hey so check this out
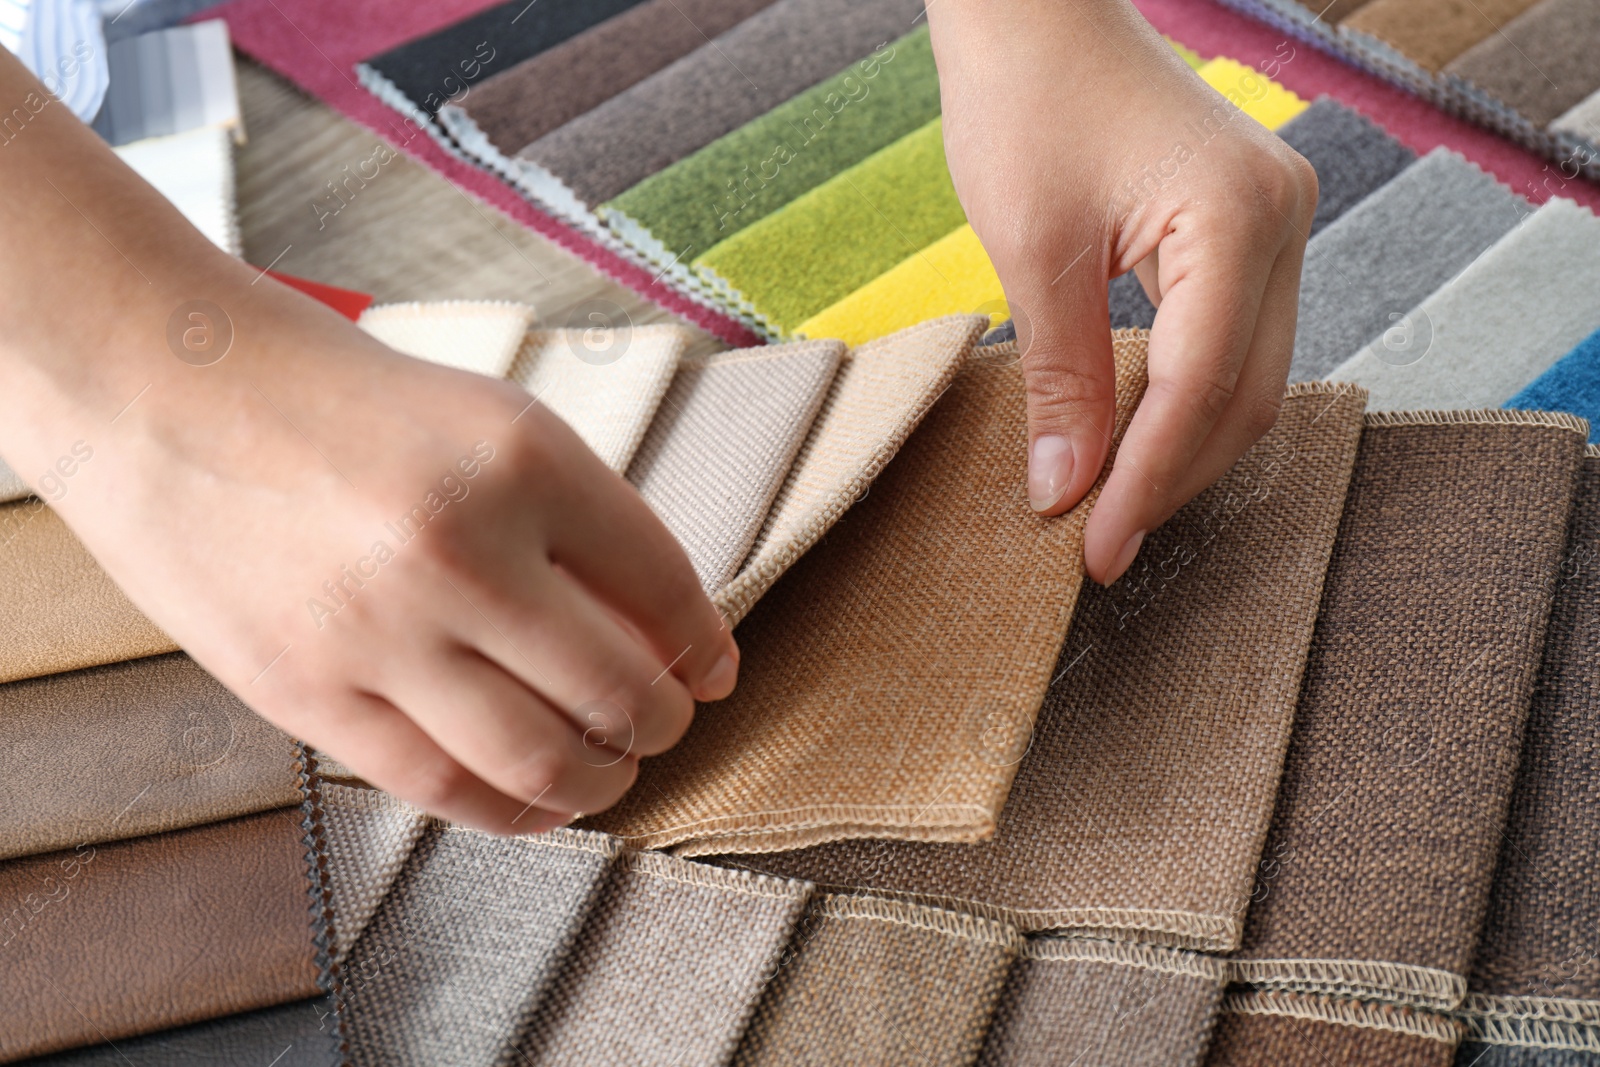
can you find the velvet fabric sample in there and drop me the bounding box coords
[585,331,1147,856]
[627,341,842,594]
[24,997,341,1066]
[1293,148,1527,382]
[718,382,1366,950]
[1277,97,1417,232]
[319,783,427,966]
[342,826,618,1067]
[1508,328,1600,443]
[0,652,300,862]
[0,808,318,1062]
[1207,990,1462,1066]
[1329,198,1600,410]
[1444,0,1600,128]
[1231,412,1589,1009]
[113,125,241,255]
[1552,87,1600,143]
[1196,57,1309,127]
[1341,0,1543,75]
[357,301,533,378]
[514,0,927,220]
[519,851,811,1065]
[92,20,240,145]
[0,498,177,685]
[978,938,1229,1067]
[732,894,1022,1066]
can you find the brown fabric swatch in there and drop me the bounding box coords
[716,382,1368,951]
[1207,990,1461,1066]
[584,331,1149,855]
[0,498,176,684]
[1342,0,1543,74]
[979,937,1229,1067]
[1233,412,1589,1009]
[733,893,1021,1066]
[0,652,301,861]
[1443,0,1600,128]
[0,808,318,1062]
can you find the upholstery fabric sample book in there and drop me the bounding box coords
[732,894,1021,1066]
[1292,148,1527,382]
[1231,412,1589,1010]
[0,652,300,861]
[626,341,842,594]
[713,315,981,626]
[1340,0,1543,75]
[92,20,240,146]
[1207,989,1461,1066]
[508,324,689,472]
[978,937,1229,1067]
[1196,56,1309,127]
[1443,0,1600,128]
[319,783,427,966]
[1329,198,1600,410]
[519,850,811,1065]
[0,808,318,1062]
[514,0,927,222]
[24,996,341,1066]
[729,382,1367,951]
[1509,328,1600,443]
[585,330,1149,856]
[342,826,619,1067]
[356,301,534,378]
[603,26,942,283]
[113,124,241,256]
[0,498,177,685]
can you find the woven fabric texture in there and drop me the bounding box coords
[1233,413,1589,1009]
[1196,57,1309,127]
[113,124,241,255]
[1329,198,1600,410]
[508,324,688,472]
[1552,87,1600,143]
[0,498,176,685]
[1444,0,1600,128]
[520,850,811,1065]
[586,331,1148,856]
[1509,328,1600,443]
[343,826,618,1067]
[24,997,341,1066]
[725,382,1366,951]
[0,808,317,1062]
[357,301,534,378]
[627,340,842,594]
[1455,1046,1600,1066]
[732,894,1022,1066]
[1207,990,1461,1066]
[1341,0,1543,74]
[978,937,1229,1067]
[320,783,428,966]
[1275,97,1416,234]
[1292,148,1527,382]
[0,652,299,861]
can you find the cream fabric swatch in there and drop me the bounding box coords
[1552,86,1600,142]
[114,124,240,256]
[358,301,535,378]
[0,458,27,504]
[509,324,690,472]
[320,783,428,966]
[628,341,843,594]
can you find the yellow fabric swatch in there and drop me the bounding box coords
[1196,57,1308,129]
[1167,37,1205,70]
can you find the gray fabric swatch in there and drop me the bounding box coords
[1455,1046,1600,1066]
[22,997,341,1066]
[1109,272,1157,331]
[1276,97,1417,234]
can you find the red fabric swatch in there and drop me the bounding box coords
[264,269,374,319]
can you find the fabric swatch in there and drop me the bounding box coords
[627,341,843,594]
[732,894,1022,1066]
[0,498,176,685]
[508,324,688,473]
[319,783,427,966]
[693,117,966,338]
[1196,56,1309,127]
[1340,0,1543,75]
[1292,148,1527,382]
[1328,198,1600,410]
[586,330,1147,856]
[1552,86,1600,143]
[724,382,1366,951]
[0,807,318,1061]
[1455,1047,1600,1066]
[1231,412,1589,1010]
[713,315,980,626]
[92,19,239,145]
[1444,0,1600,129]
[114,123,241,255]
[519,850,811,1065]
[0,652,300,862]
[603,25,941,285]
[978,937,1228,1067]
[513,0,927,222]
[266,269,374,320]
[1207,990,1461,1066]
[24,996,341,1066]
[356,301,534,378]
[1508,328,1600,443]
[342,826,618,1067]
[0,459,26,505]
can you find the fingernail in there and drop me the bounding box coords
[1108,530,1147,583]
[698,653,738,701]
[1028,435,1075,512]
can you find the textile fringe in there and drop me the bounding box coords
[1229,957,1466,1011]
[1362,408,1590,435]
[816,892,1023,950]
[1223,988,1464,1043]
[1023,936,1229,981]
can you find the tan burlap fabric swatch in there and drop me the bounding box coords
[319,783,428,966]
[1206,989,1462,1066]
[979,937,1229,1066]
[723,382,1367,949]
[1232,411,1589,1010]
[585,330,1148,855]
[732,893,1021,1066]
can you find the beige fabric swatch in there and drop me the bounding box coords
[585,331,1147,855]
[1552,86,1600,143]
[358,301,535,378]
[628,341,843,594]
[0,498,175,685]
[114,124,241,256]
[509,324,690,472]
[320,783,428,966]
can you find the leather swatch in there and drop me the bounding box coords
[732,894,1021,1066]
[113,125,241,256]
[726,382,1367,951]
[0,651,300,861]
[1341,0,1543,74]
[585,330,1146,856]
[1231,412,1589,1010]
[1508,328,1600,443]
[0,498,176,686]
[1207,990,1461,1066]
[1444,0,1600,128]
[627,341,842,594]
[23,996,341,1066]
[0,808,318,1061]
[519,850,811,1065]
[319,783,427,965]
[357,300,534,378]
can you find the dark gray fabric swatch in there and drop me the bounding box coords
[1276,97,1417,235]
[1109,272,1157,330]
[1455,1046,1600,1066]
[21,997,340,1066]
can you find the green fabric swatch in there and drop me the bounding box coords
[1167,37,1206,69]
[598,24,941,268]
